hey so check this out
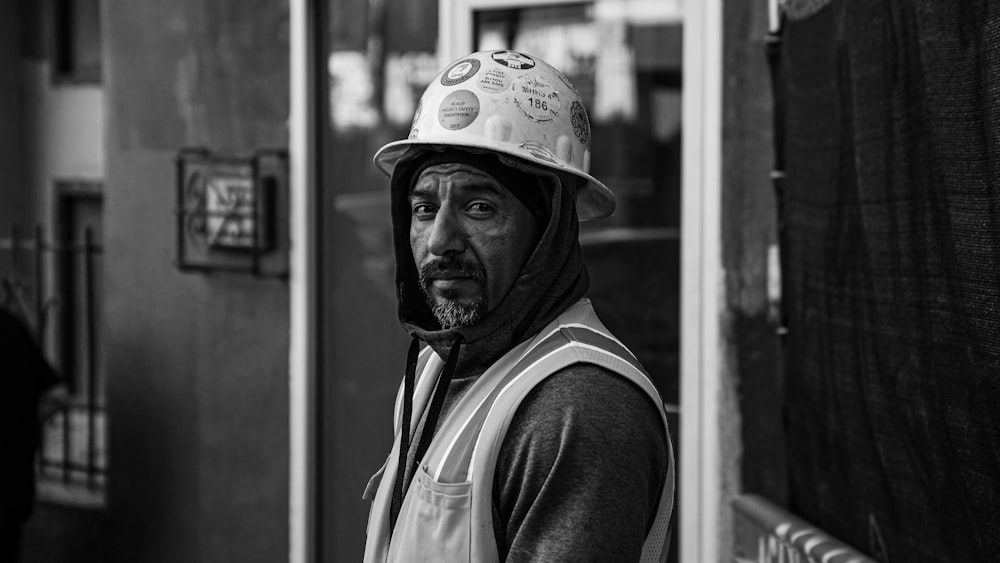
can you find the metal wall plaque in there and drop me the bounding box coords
[175,148,288,277]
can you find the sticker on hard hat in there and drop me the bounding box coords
[478,68,511,93]
[513,75,561,123]
[491,51,535,70]
[441,58,481,87]
[438,90,481,130]
[570,101,590,144]
[411,99,423,128]
[519,141,558,163]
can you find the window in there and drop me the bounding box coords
[38,181,107,506]
[53,0,102,83]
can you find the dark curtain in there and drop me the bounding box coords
[777,1,1000,561]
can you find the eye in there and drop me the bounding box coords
[412,202,437,220]
[466,201,495,218]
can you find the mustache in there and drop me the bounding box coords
[417,257,487,286]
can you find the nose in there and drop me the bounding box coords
[426,208,465,256]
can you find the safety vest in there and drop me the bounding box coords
[363,299,675,562]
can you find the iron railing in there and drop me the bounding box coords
[0,224,106,498]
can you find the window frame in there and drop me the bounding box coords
[288,1,725,560]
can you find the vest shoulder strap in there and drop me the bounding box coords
[460,301,674,563]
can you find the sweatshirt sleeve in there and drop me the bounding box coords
[492,363,670,563]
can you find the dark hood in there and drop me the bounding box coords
[389,147,590,376]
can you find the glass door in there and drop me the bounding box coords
[318,1,439,561]
[465,3,683,561]
[316,1,682,560]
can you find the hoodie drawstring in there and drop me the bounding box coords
[388,334,464,534]
[388,337,420,533]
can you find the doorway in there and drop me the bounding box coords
[309,1,686,561]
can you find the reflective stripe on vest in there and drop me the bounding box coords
[364,299,675,563]
[428,323,653,484]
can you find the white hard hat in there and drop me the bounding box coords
[373,50,616,221]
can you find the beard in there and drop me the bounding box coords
[425,298,485,328]
[418,257,488,328]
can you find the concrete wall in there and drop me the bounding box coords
[723,0,786,499]
[103,2,290,562]
[22,77,105,201]
[720,0,785,555]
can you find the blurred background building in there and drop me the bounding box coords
[1,0,996,562]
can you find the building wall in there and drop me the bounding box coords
[103,2,290,562]
[22,79,105,194]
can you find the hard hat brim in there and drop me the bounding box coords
[373,138,616,221]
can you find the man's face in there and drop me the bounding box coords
[410,162,540,328]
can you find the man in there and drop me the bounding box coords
[363,50,674,562]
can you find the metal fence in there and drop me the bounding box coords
[0,224,106,500]
[733,494,877,563]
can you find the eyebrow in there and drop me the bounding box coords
[409,183,439,200]
[409,175,508,199]
[463,181,506,198]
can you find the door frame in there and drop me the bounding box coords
[288,0,725,560]
[289,1,320,562]
[679,0,724,561]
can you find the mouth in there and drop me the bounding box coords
[429,276,477,291]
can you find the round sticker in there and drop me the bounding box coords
[438,90,480,130]
[550,66,577,92]
[512,74,561,123]
[491,50,536,70]
[478,68,511,93]
[441,58,481,86]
